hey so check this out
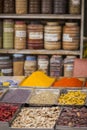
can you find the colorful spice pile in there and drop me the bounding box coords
[57,107,87,127]
[20,71,55,88]
[53,77,83,87]
[58,91,87,105]
[11,107,61,128]
[0,103,19,122]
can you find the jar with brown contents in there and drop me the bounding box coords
[44,22,62,50]
[63,23,80,50]
[14,21,27,50]
[16,0,27,14]
[29,0,40,14]
[41,0,52,14]
[0,21,3,48]
[69,0,81,14]
[3,0,15,13]
[13,54,24,76]
[28,22,44,49]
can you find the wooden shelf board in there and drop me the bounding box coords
[0,14,81,19]
[0,49,80,55]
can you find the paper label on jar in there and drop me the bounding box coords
[63,34,72,42]
[45,33,58,42]
[38,61,49,66]
[29,32,43,39]
[16,31,26,38]
[1,68,12,73]
[4,28,13,32]
[72,0,80,5]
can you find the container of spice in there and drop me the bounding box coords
[0,0,3,13]
[53,0,68,14]
[44,22,62,50]
[29,0,40,14]
[14,21,26,50]
[69,0,81,14]
[50,55,63,77]
[15,0,27,14]
[13,54,24,76]
[0,56,13,76]
[28,22,44,49]
[0,21,3,48]
[3,19,14,49]
[63,22,80,50]
[24,56,37,76]
[41,0,52,14]
[64,56,77,77]
[37,55,49,75]
[3,0,15,13]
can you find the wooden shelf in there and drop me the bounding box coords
[0,49,80,55]
[0,14,81,19]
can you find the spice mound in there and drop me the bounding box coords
[53,77,83,87]
[0,103,19,122]
[57,107,87,127]
[29,90,59,105]
[58,91,87,105]
[11,107,61,128]
[20,71,55,88]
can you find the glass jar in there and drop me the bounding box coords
[0,56,13,76]
[16,0,27,14]
[0,21,3,48]
[63,22,80,50]
[41,0,52,14]
[50,55,63,77]
[28,22,44,49]
[29,0,40,14]
[44,22,62,50]
[24,56,37,76]
[14,21,27,50]
[38,55,49,75]
[53,0,68,14]
[13,54,24,76]
[69,0,81,14]
[3,19,14,49]
[3,0,15,13]
[64,56,77,77]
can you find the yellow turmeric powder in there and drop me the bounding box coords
[20,71,56,88]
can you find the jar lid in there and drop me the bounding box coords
[66,56,77,58]
[52,55,62,58]
[30,21,41,25]
[47,22,59,26]
[38,55,49,59]
[65,23,78,26]
[26,56,36,61]
[0,56,10,60]
[15,21,25,25]
[13,54,24,58]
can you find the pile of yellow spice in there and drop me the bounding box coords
[20,71,56,88]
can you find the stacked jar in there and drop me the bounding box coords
[13,54,24,76]
[24,56,37,76]
[0,56,13,76]
[0,0,3,13]
[28,22,44,49]
[3,0,15,13]
[44,22,62,50]
[37,55,49,75]
[50,55,63,77]
[15,0,27,14]
[29,0,40,14]
[14,21,26,50]
[3,19,14,49]
[41,0,52,14]
[63,23,80,50]
[64,56,77,77]
[0,21,3,48]
[53,0,68,14]
[69,0,81,14]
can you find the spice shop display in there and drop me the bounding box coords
[28,22,44,49]
[3,19,14,49]
[41,0,52,14]
[13,54,24,76]
[11,107,61,128]
[15,0,27,14]
[44,22,62,50]
[50,55,63,77]
[38,55,49,75]
[24,56,37,76]
[29,0,40,14]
